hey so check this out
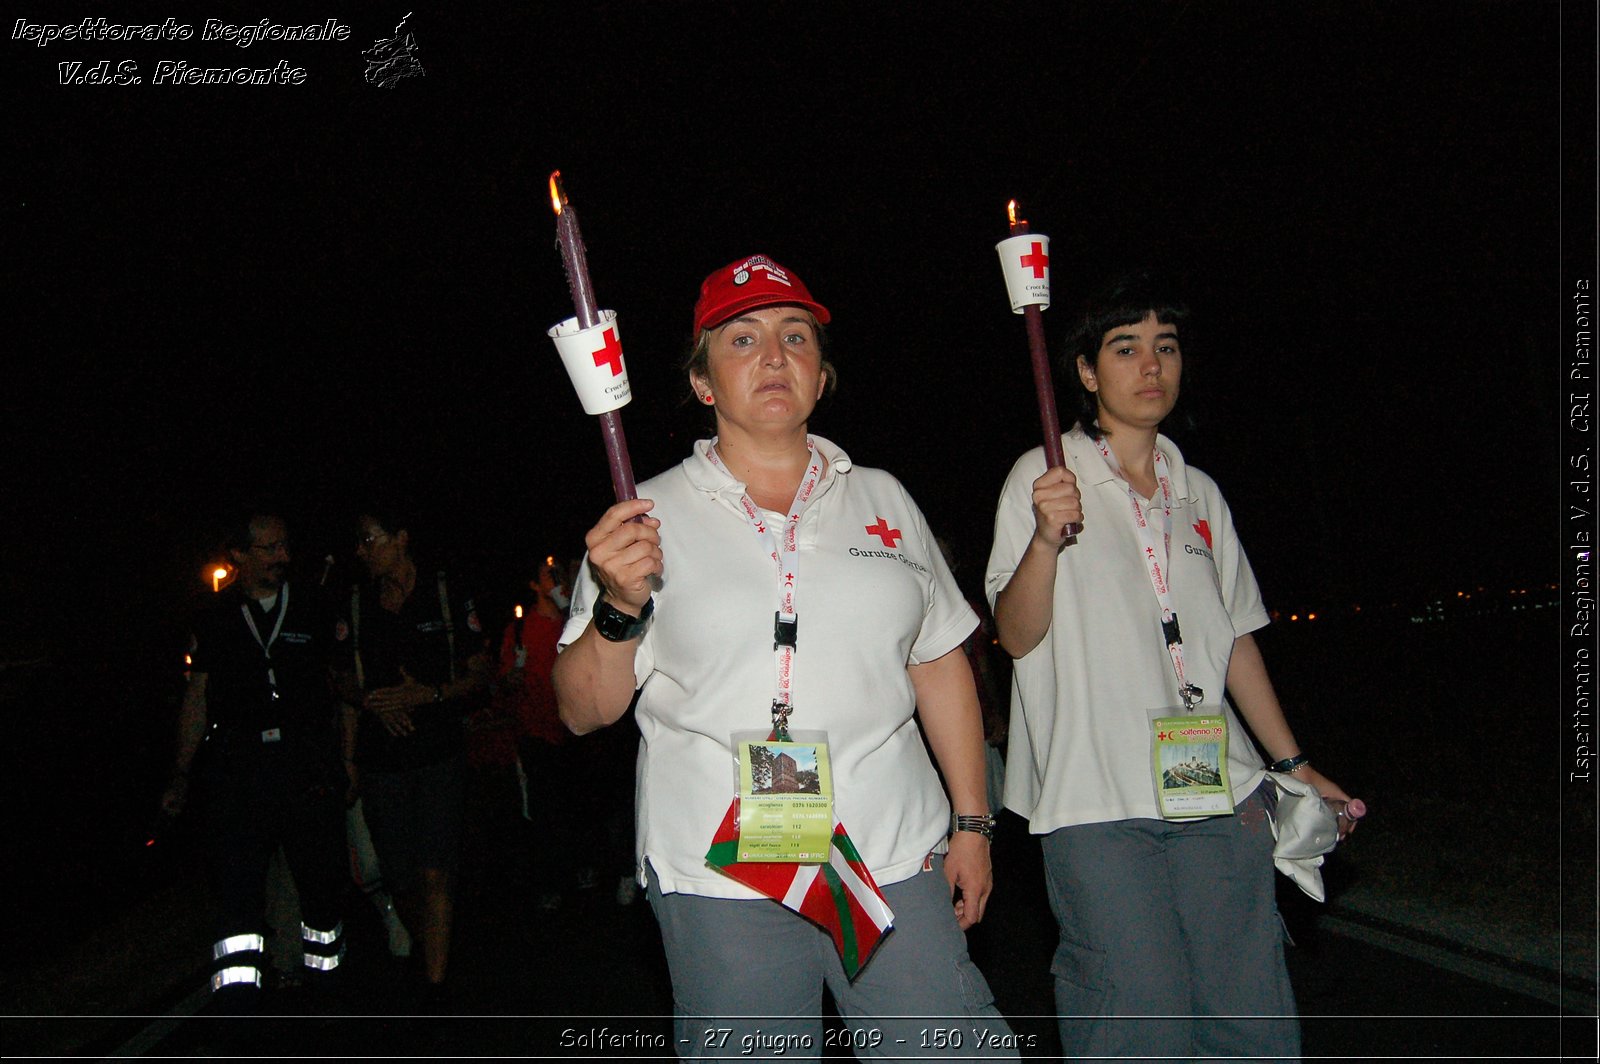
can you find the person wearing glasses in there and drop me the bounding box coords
[162,509,348,1007]
[337,507,489,1006]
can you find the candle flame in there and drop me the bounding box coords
[514,604,524,619]
[207,562,237,593]
[1007,199,1017,226]
[549,171,567,215]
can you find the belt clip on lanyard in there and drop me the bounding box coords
[771,611,799,741]
[240,583,289,702]
[1095,438,1205,713]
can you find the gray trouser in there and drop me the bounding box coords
[647,856,1018,1061]
[1040,786,1299,1062]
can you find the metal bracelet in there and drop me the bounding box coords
[953,814,996,840]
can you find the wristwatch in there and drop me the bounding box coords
[594,596,654,642]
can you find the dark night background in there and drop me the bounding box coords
[2,0,1591,1026]
[6,1,1567,635]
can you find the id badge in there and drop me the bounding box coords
[732,730,834,862]
[1150,711,1233,819]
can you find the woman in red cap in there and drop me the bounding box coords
[554,255,1016,1057]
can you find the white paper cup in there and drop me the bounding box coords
[548,309,632,415]
[996,233,1051,313]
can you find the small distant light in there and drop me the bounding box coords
[1289,613,1299,622]
[514,604,524,619]
[1307,612,1317,621]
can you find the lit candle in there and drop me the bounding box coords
[998,199,1077,539]
[1002,199,1065,471]
[549,171,638,504]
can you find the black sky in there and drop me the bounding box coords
[4,1,1578,657]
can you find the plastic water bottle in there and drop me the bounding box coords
[1325,797,1367,825]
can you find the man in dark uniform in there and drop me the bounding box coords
[161,511,347,1005]
[336,508,489,1003]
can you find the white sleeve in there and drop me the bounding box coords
[1208,488,1271,637]
[557,553,657,686]
[904,486,979,665]
[985,449,1045,610]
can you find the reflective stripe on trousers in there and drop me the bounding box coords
[301,920,345,971]
[211,966,264,991]
[210,934,266,993]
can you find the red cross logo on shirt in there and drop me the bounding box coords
[1193,520,1213,549]
[865,516,902,547]
[1019,241,1049,279]
[591,327,624,377]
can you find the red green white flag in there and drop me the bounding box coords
[704,797,895,979]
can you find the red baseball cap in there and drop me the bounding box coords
[692,254,832,333]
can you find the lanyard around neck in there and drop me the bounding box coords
[240,582,289,694]
[1093,438,1203,711]
[704,438,824,739]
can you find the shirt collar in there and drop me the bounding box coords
[683,434,853,501]
[1064,427,1193,501]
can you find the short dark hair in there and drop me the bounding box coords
[356,501,418,549]
[1064,271,1191,440]
[222,507,284,553]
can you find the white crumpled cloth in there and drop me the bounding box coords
[1265,770,1340,902]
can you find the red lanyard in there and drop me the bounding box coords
[1093,438,1203,711]
[704,439,824,738]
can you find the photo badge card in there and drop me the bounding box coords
[735,738,835,862]
[1151,715,1235,819]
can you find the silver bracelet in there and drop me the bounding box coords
[952,814,996,841]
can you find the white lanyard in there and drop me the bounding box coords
[1093,438,1203,711]
[240,582,289,699]
[705,439,824,738]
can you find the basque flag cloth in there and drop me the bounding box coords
[705,798,895,979]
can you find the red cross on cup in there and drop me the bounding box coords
[865,516,902,548]
[1019,241,1049,279]
[591,327,624,376]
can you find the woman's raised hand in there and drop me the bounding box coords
[584,498,662,613]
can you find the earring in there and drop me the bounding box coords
[701,393,714,404]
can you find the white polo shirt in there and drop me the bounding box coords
[985,430,1270,834]
[563,436,978,899]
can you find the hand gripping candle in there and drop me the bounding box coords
[997,199,1078,537]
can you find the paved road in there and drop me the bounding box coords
[10,817,1592,1061]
